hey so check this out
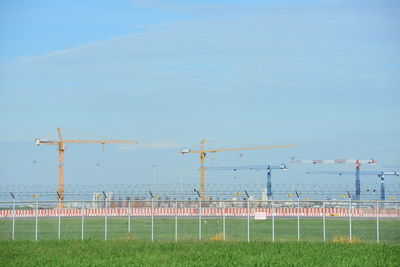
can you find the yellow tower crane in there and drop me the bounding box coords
[180,140,299,200]
[35,127,138,203]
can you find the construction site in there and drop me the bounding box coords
[0,127,398,245]
[1,128,399,204]
[1,1,399,266]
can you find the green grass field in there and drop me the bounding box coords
[0,217,399,243]
[1,240,399,266]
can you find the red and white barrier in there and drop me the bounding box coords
[0,208,399,218]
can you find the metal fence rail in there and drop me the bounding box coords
[0,200,399,243]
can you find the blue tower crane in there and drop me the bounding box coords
[306,171,399,200]
[205,164,288,198]
[291,158,377,201]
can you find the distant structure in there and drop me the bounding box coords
[306,170,399,201]
[205,164,289,200]
[92,192,113,208]
[291,158,377,201]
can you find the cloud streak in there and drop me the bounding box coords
[117,141,181,150]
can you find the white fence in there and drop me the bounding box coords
[0,200,399,243]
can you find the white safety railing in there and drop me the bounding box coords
[0,200,399,243]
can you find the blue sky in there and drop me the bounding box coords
[0,0,399,189]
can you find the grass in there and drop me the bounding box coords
[1,240,399,266]
[0,217,399,243]
[1,217,399,266]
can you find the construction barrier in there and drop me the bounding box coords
[0,207,399,218]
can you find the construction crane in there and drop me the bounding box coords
[290,158,377,201]
[180,140,298,200]
[305,170,399,201]
[205,164,289,199]
[290,158,376,165]
[35,127,138,203]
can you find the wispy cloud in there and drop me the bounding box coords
[19,41,105,63]
[117,141,181,150]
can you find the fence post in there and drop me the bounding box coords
[35,201,38,241]
[105,196,108,241]
[199,197,202,241]
[247,196,250,243]
[348,198,352,243]
[128,201,131,233]
[175,200,178,242]
[297,196,300,242]
[81,201,84,240]
[58,199,62,240]
[223,200,226,241]
[272,200,275,243]
[12,195,15,240]
[376,201,379,243]
[323,200,326,243]
[151,197,154,242]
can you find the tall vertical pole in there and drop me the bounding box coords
[223,200,226,241]
[151,197,154,242]
[12,198,16,240]
[272,199,275,243]
[175,201,178,242]
[245,191,250,243]
[11,193,15,240]
[348,195,352,243]
[323,201,326,243]
[244,190,250,243]
[194,189,202,241]
[58,198,61,240]
[355,160,361,201]
[81,201,84,240]
[199,196,202,241]
[128,201,131,233]
[247,195,250,243]
[297,195,300,242]
[104,193,108,241]
[376,201,379,243]
[35,202,38,241]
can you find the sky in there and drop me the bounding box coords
[0,0,399,190]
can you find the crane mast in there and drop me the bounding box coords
[35,127,138,204]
